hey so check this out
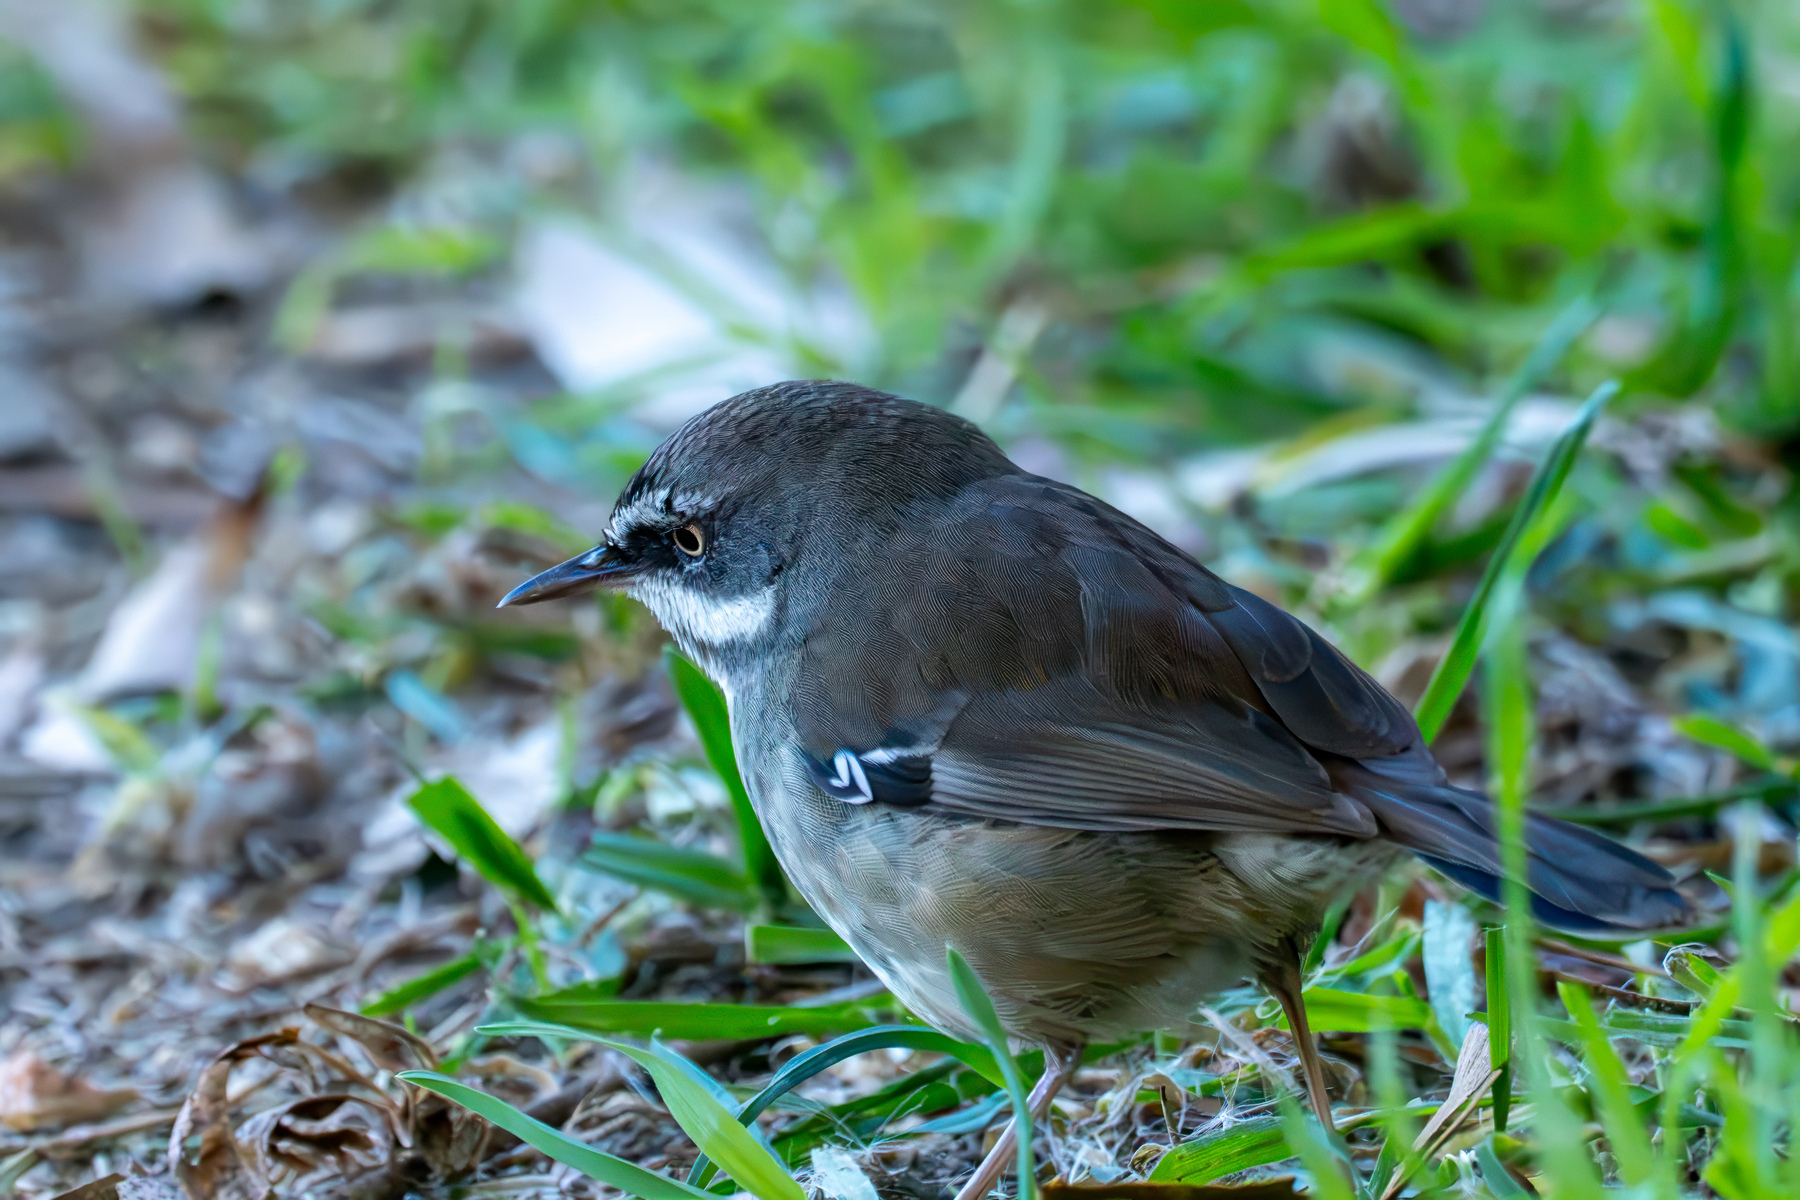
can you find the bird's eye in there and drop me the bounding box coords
[672,524,705,557]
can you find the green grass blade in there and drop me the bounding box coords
[1696,1046,1773,1199]
[1484,927,1511,1132]
[1664,944,1724,998]
[745,923,860,964]
[361,948,486,1017]
[650,1033,746,1113]
[408,776,558,911]
[583,831,757,912]
[1672,714,1778,771]
[601,1039,805,1200]
[1148,1115,1289,1185]
[1475,1136,1531,1198]
[666,648,786,908]
[1729,797,1789,1193]
[1414,379,1619,741]
[508,995,887,1040]
[767,1058,994,1162]
[750,1026,1003,1113]
[1362,1022,1418,1197]
[1554,983,1659,1187]
[398,1071,714,1200]
[1273,1093,1356,1200]
[1539,1008,1754,1050]
[1549,776,1797,826]
[1485,594,1603,1193]
[1302,899,1349,976]
[1244,204,1446,280]
[479,499,594,556]
[479,1018,623,1041]
[70,703,159,773]
[946,947,1036,1200]
[1340,294,1601,607]
[1285,987,1433,1033]
[687,1025,1003,1187]
[906,1092,1010,1135]
[1765,884,1800,963]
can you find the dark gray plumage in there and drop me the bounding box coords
[501,379,1688,1140]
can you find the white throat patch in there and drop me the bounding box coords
[629,576,777,648]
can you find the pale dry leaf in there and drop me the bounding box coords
[222,918,350,990]
[0,641,45,748]
[78,540,212,702]
[1416,1021,1498,1152]
[511,214,792,428]
[18,701,115,775]
[1378,1022,1500,1200]
[80,494,264,704]
[304,304,528,368]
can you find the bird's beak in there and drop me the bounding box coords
[497,544,640,607]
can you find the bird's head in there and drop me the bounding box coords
[498,380,1013,684]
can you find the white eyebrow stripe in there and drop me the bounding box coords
[610,487,675,538]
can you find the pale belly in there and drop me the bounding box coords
[745,748,1395,1047]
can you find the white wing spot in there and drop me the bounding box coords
[860,746,915,765]
[832,749,873,802]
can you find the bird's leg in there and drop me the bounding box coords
[1262,937,1334,1132]
[952,1042,1081,1200]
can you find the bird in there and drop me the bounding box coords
[499,380,1688,1197]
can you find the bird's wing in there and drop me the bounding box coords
[787,474,1420,837]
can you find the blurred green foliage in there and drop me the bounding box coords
[123,0,1800,446]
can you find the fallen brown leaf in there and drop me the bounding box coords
[234,1094,399,1197]
[302,1005,437,1075]
[0,1051,139,1133]
[301,1004,484,1177]
[49,1171,124,1200]
[168,1030,299,1200]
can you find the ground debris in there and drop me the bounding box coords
[0,1052,139,1133]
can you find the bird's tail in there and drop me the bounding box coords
[1334,756,1690,933]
